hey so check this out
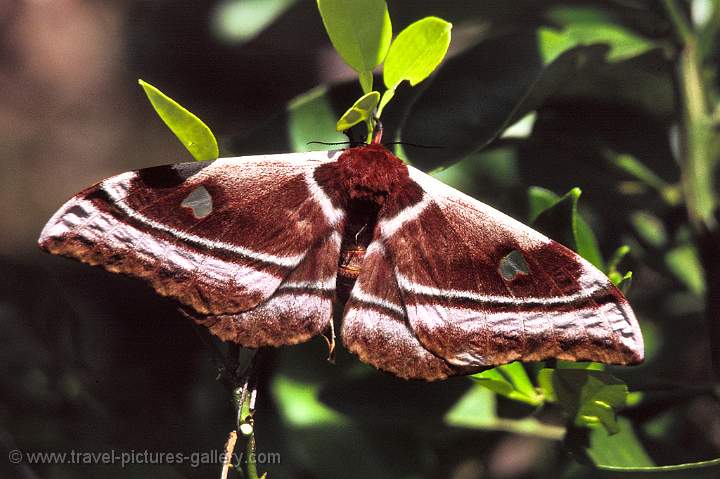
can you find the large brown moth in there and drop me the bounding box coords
[39,137,644,380]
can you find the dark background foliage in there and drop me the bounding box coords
[2,1,719,478]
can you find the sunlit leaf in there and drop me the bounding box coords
[567,417,654,469]
[557,361,605,371]
[317,0,391,89]
[445,384,497,427]
[445,384,564,439]
[383,17,452,89]
[272,375,346,427]
[553,369,628,434]
[213,0,298,44]
[537,369,556,403]
[336,91,380,131]
[379,16,451,115]
[607,245,633,290]
[139,79,219,162]
[472,362,542,406]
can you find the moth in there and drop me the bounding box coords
[38,141,644,380]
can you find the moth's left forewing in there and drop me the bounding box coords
[381,166,644,369]
[39,150,346,348]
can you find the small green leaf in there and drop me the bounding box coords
[379,16,451,116]
[553,369,628,434]
[472,362,542,406]
[665,244,706,295]
[317,0,391,74]
[445,384,565,439]
[359,70,374,94]
[531,187,605,270]
[631,211,668,248]
[287,86,347,152]
[567,417,654,468]
[272,375,346,427]
[383,17,451,89]
[607,245,633,291]
[445,384,498,427]
[537,369,556,403]
[610,271,633,292]
[528,186,561,223]
[609,152,670,190]
[539,7,658,64]
[336,91,380,131]
[557,361,605,371]
[138,79,219,162]
[607,245,630,273]
[213,0,298,44]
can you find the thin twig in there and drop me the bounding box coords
[220,430,238,479]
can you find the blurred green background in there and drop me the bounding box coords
[2,1,720,478]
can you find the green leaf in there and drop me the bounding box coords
[445,384,565,439]
[531,187,605,270]
[317,0,391,78]
[610,271,633,292]
[445,384,497,427]
[272,374,346,427]
[400,28,672,169]
[567,416,654,469]
[213,0,298,44]
[607,151,682,205]
[383,16,452,89]
[631,211,668,248]
[287,86,347,152]
[537,369,557,403]
[607,245,630,274]
[665,244,706,295]
[528,186,561,223]
[139,79,219,162]
[539,6,659,64]
[553,369,628,434]
[472,362,542,406]
[335,91,380,131]
[379,16,451,116]
[557,360,605,371]
[607,245,633,290]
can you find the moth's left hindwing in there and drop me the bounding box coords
[39,151,345,346]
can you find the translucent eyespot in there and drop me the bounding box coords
[181,185,213,218]
[499,250,530,281]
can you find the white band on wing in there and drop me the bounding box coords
[305,170,346,227]
[351,286,405,315]
[396,273,608,306]
[280,277,336,291]
[101,175,306,269]
[378,194,432,239]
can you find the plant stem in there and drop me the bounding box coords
[664,0,717,229]
[678,37,716,229]
[663,0,720,378]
